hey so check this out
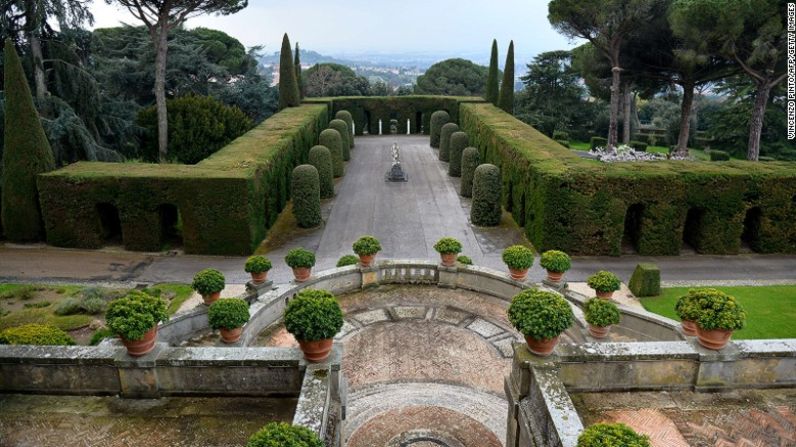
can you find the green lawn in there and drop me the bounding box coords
[640,286,796,340]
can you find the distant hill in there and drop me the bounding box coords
[259,49,366,67]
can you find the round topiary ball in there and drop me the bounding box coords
[448,131,470,177]
[335,110,355,149]
[291,165,322,228]
[308,145,334,199]
[329,119,351,161]
[429,110,451,148]
[439,122,459,162]
[460,147,481,197]
[319,129,344,177]
[471,163,502,226]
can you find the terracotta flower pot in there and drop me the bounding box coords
[358,254,376,268]
[524,335,560,357]
[298,338,334,362]
[219,327,243,344]
[202,291,221,306]
[681,319,697,336]
[250,271,268,284]
[121,327,158,357]
[293,267,312,282]
[546,270,564,282]
[588,324,611,339]
[696,327,733,350]
[596,290,614,300]
[509,267,530,281]
[440,253,457,267]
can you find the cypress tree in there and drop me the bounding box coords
[278,34,300,110]
[294,42,304,100]
[2,39,55,241]
[497,40,515,114]
[485,39,500,105]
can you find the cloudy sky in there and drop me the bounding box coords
[89,0,579,63]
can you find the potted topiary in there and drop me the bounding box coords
[693,288,746,350]
[539,250,572,282]
[244,256,272,284]
[105,291,168,357]
[352,235,381,267]
[246,422,324,447]
[192,268,225,305]
[208,298,250,344]
[674,290,701,336]
[502,245,535,281]
[587,271,621,299]
[284,289,344,362]
[508,289,574,356]
[285,248,316,282]
[336,254,359,267]
[457,255,473,265]
[433,237,463,267]
[577,423,650,447]
[583,298,621,339]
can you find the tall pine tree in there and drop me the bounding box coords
[485,39,499,105]
[497,40,515,114]
[294,42,303,100]
[278,33,300,110]
[2,38,55,241]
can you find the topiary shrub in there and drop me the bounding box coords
[470,164,502,226]
[539,250,571,273]
[439,122,460,162]
[629,140,648,152]
[583,298,621,327]
[336,254,359,267]
[285,247,316,269]
[208,298,250,330]
[577,423,650,447]
[352,235,382,256]
[675,290,702,322]
[329,119,351,161]
[434,237,463,254]
[448,131,470,177]
[502,245,535,270]
[245,255,272,274]
[429,110,451,148]
[335,110,355,148]
[246,422,324,447]
[692,288,746,331]
[552,130,570,140]
[555,139,570,148]
[0,324,74,346]
[460,147,481,197]
[710,150,731,161]
[628,263,660,297]
[105,291,169,341]
[291,165,322,228]
[192,268,226,296]
[587,271,621,293]
[457,255,473,265]
[308,145,334,199]
[284,289,344,341]
[508,289,573,340]
[590,136,608,150]
[319,129,344,177]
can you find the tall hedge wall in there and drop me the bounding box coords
[459,103,796,256]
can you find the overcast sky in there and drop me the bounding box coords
[89,0,579,63]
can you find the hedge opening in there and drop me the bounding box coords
[622,203,644,254]
[741,207,762,251]
[158,204,183,248]
[96,203,122,244]
[682,207,705,251]
[415,112,423,134]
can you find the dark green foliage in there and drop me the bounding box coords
[448,132,469,177]
[439,123,459,162]
[245,255,272,273]
[629,141,648,152]
[329,119,351,161]
[583,298,621,327]
[2,39,55,241]
[539,250,572,273]
[304,63,370,97]
[247,422,324,447]
[283,289,343,341]
[278,34,300,110]
[352,235,381,256]
[675,291,702,321]
[285,248,316,269]
[502,245,535,270]
[291,165,321,228]
[508,289,574,340]
[192,269,225,295]
[137,95,252,164]
[335,110,355,148]
[429,110,451,148]
[336,254,359,267]
[457,255,473,265]
[497,41,515,114]
[486,40,500,105]
[308,145,334,199]
[460,147,480,197]
[587,271,621,293]
[319,129,344,178]
[105,291,168,341]
[470,163,502,226]
[433,237,463,254]
[590,136,608,149]
[628,263,660,297]
[710,150,731,161]
[577,423,650,447]
[553,130,570,140]
[555,139,570,148]
[415,58,490,96]
[89,327,115,346]
[0,324,74,346]
[208,298,250,330]
[294,43,303,100]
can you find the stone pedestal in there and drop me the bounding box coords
[246,279,274,297]
[360,265,379,289]
[437,264,458,289]
[114,342,167,398]
[541,278,568,292]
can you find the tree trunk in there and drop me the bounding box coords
[24,0,47,100]
[747,82,771,161]
[674,81,695,157]
[608,65,622,151]
[622,84,632,144]
[153,23,170,162]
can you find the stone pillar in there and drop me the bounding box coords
[360,264,379,289]
[437,264,457,289]
[407,119,411,135]
[114,342,166,398]
[378,119,383,135]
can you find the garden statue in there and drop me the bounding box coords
[385,142,408,182]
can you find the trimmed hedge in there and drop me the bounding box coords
[291,165,322,228]
[710,150,731,161]
[628,263,660,297]
[319,128,344,178]
[430,110,451,147]
[460,147,480,197]
[552,130,569,140]
[629,140,648,152]
[335,110,355,148]
[439,122,459,162]
[590,136,608,150]
[448,131,469,177]
[471,163,502,226]
[329,119,351,161]
[308,145,334,199]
